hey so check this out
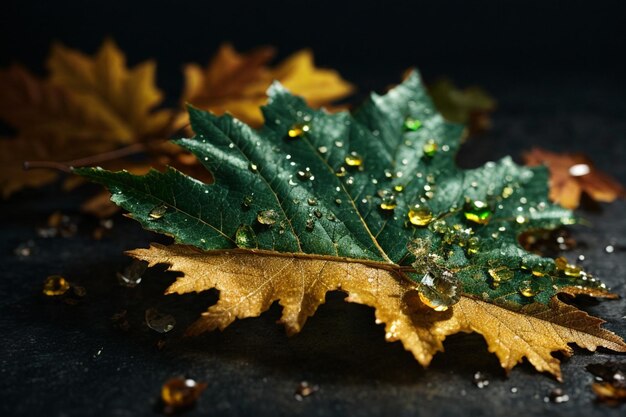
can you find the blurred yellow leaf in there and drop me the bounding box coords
[181,44,354,127]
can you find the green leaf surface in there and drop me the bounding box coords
[76,71,608,308]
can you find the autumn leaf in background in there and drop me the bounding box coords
[523,147,626,209]
[181,44,354,127]
[78,72,626,380]
[427,77,497,136]
[0,40,354,206]
[0,40,175,198]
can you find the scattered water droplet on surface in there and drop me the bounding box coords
[379,194,397,211]
[605,245,615,254]
[473,372,489,389]
[14,240,35,258]
[248,162,258,173]
[518,281,538,297]
[43,275,70,296]
[294,381,319,401]
[306,219,315,231]
[463,200,492,225]
[161,377,207,411]
[569,163,590,177]
[546,388,570,404]
[422,139,438,157]
[145,308,176,333]
[117,260,148,287]
[417,269,460,311]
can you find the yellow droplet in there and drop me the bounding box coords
[344,152,363,167]
[43,275,70,296]
[518,283,538,297]
[488,266,514,282]
[531,270,545,277]
[419,292,449,311]
[422,139,438,157]
[287,123,310,138]
[149,204,167,220]
[393,184,404,193]
[161,377,207,409]
[564,264,582,277]
[380,195,397,211]
[335,166,347,177]
[408,204,433,226]
[502,186,514,198]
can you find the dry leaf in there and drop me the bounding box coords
[181,44,354,127]
[523,147,626,209]
[132,244,626,380]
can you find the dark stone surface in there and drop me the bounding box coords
[1,73,625,417]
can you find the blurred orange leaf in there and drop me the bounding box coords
[523,147,626,209]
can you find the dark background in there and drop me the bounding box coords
[1,1,626,416]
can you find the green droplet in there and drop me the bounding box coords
[464,200,492,225]
[149,204,167,220]
[404,117,422,131]
[257,209,279,225]
[235,225,257,249]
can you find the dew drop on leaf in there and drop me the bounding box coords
[117,259,148,287]
[248,162,258,173]
[380,194,397,211]
[306,218,315,231]
[408,203,433,226]
[518,281,539,298]
[149,204,168,220]
[404,117,422,131]
[257,210,279,225]
[287,123,309,138]
[235,225,257,248]
[488,266,514,283]
[417,269,460,312]
[345,152,363,167]
[335,166,347,177]
[464,200,492,225]
[43,275,70,296]
[422,139,438,157]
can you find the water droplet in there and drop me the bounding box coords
[345,152,363,167]
[380,194,397,211]
[149,204,168,220]
[242,195,254,209]
[306,219,315,231]
[605,245,615,254]
[488,266,514,283]
[334,140,344,148]
[463,200,492,225]
[317,146,328,154]
[257,209,279,225]
[313,209,323,219]
[297,169,312,180]
[294,381,319,401]
[546,388,570,404]
[384,169,394,179]
[335,166,347,177]
[518,281,538,297]
[248,162,258,172]
[473,372,490,389]
[408,203,433,226]
[14,240,35,258]
[393,184,404,193]
[404,117,422,131]
[430,219,448,233]
[145,308,176,333]
[335,199,342,205]
[43,275,70,296]
[307,198,317,206]
[422,139,438,157]
[235,225,257,248]
[417,269,460,311]
[287,123,310,138]
[161,377,207,411]
[117,260,148,287]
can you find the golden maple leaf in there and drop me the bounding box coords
[523,147,626,209]
[130,244,626,380]
[181,44,354,127]
[0,40,174,198]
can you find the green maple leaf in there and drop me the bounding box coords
[76,71,625,379]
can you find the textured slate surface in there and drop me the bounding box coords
[1,73,625,417]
